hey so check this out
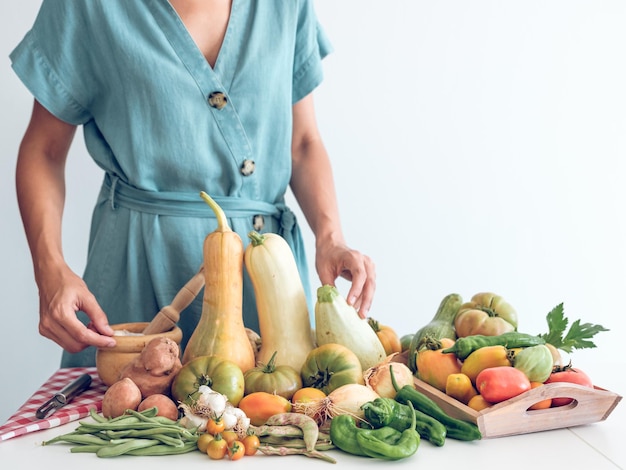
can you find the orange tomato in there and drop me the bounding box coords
[416,337,462,392]
[242,434,260,456]
[527,381,552,410]
[292,387,326,405]
[445,373,478,405]
[238,391,292,426]
[206,435,228,460]
[467,394,492,411]
[227,441,245,461]
[206,417,225,435]
[220,430,238,446]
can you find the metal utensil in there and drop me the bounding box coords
[35,373,92,419]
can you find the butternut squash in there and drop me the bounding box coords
[244,230,315,372]
[181,192,255,372]
[315,285,386,370]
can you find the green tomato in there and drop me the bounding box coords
[171,355,245,406]
[513,344,554,383]
[243,351,303,400]
[300,343,364,395]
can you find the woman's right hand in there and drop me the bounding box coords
[16,100,116,353]
[36,263,116,353]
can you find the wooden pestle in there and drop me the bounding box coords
[142,266,205,335]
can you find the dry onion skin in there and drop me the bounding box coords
[364,358,414,398]
[295,383,379,426]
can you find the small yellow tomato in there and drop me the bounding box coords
[197,433,214,454]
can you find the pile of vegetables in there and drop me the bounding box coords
[41,194,612,463]
[406,292,608,411]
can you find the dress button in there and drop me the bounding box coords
[208,92,228,110]
[240,159,256,176]
[253,214,265,231]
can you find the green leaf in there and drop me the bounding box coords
[560,319,610,353]
[537,303,567,346]
[537,302,609,353]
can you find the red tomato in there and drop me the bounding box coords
[545,366,593,406]
[475,366,531,403]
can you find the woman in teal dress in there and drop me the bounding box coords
[11,0,376,367]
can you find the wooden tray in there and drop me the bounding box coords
[412,378,622,438]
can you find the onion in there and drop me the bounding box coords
[299,383,380,425]
[364,357,414,398]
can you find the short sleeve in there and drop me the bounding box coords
[9,0,94,124]
[292,0,333,104]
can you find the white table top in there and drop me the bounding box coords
[1,359,623,470]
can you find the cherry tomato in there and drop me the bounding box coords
[197,433,214,454]
[467,394,492,411]
[242,434,260,456]
[206,417,225,435]
[228,440,245,461]
[545,365,593,406]
[475,366,531,403]
[220,430,239,446]
[206,435,228,460]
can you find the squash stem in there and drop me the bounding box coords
[199,191,231,232]
[316,285,340,304]
[247,230,267,247]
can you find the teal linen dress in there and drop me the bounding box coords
[10,0,332,367]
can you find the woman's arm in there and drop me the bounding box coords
[290,94,376,317]
[16,100,115,352]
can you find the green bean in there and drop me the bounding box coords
[124,408,179,425]
[42,432,111,447]
[44,407,199,459]
[70,445,105,453]
[89,408,109,423]
[104,426,187,439]
[96,438,161,458]
[78,421,178,432]
[125,440,198,456]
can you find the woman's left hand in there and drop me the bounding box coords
[315,242,376,318]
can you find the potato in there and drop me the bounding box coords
[119,337,183,398]
[138,394,180,421]
[102,377,142,418]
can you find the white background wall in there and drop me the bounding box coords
[1,1,624,424]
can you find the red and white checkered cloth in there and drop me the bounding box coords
[0,367,107,442]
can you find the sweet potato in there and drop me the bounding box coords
[119,337,183,398]
[102,377,142,418]
[138,394,180,421]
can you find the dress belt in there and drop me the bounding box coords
[101,173,305,262]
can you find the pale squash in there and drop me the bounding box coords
[315,285,386,370]
[181,192,255,372]
[244,230,315,372]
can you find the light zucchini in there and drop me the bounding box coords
[314,285,386,370]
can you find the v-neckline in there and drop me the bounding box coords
[162,0,236,73]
